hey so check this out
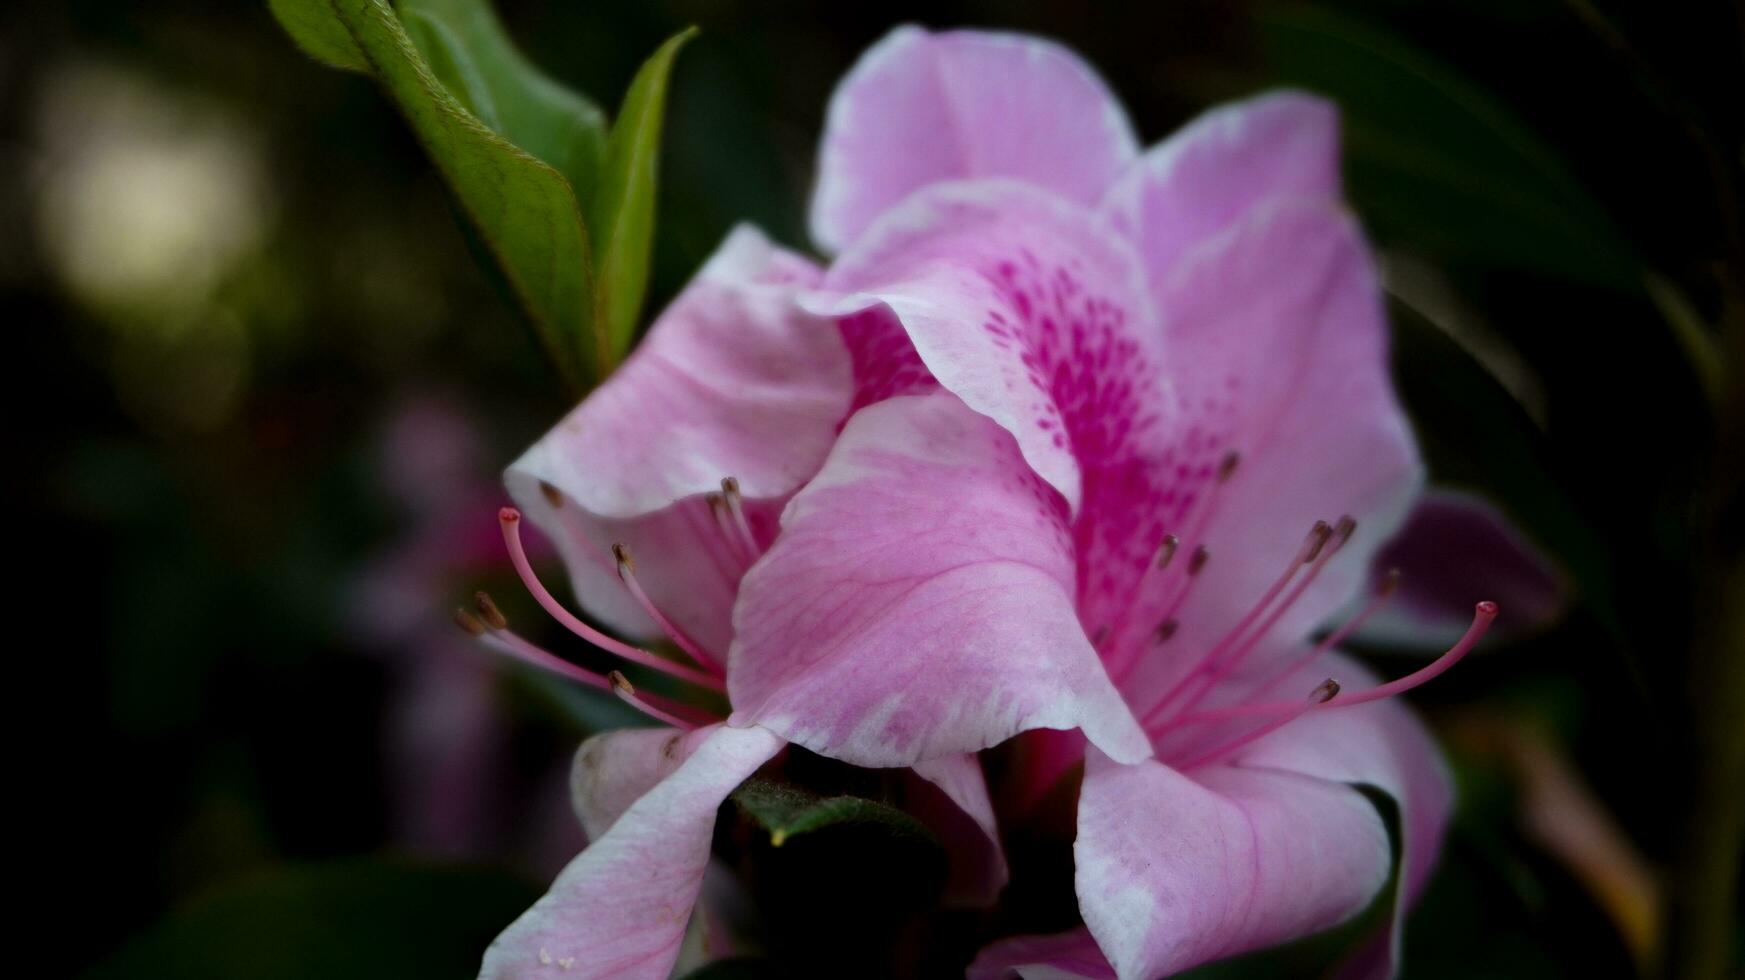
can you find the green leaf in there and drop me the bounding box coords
[1261,5,1639,288]
[82,859,539,980]
[320,0,594,388]
[268,0,368,71]
[588,27,696,376]
[396,0,608,216]
[732,778,938,849]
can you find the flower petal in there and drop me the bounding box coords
[506,225,852,651]
[910,753,1009,905]
[1235,651,1455,979]
[1355,488,1566,649]
[1102,90,1340,285]
[807,179,1165,518]
[811,26,1138,253]
[1114,199,1422,702]
[728,392,1150,767]
[1075,748,1391,980]
[969,928,1115,980]
[569,725,715,842]
[480,724,784,979]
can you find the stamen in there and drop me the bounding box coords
[609,670,698,729]
[498,507,726,692]
[1186,516,1356,700]
[1174,676,1339,771]
[453,608,487,636]
[1252,568,1402,700]
[719,477,760,559]
[473,591,508,631]
[539,480,565,509]
[1217,450,1241,483]
[702,491,751,564]
[465,616,712,726]
[1155,619,1178,643]
[1141,521,1331,724]
[1155,534,1180,570]
[612,542,722,673]
[1169,601,1498,727]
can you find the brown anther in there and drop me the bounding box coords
[1155,534,1180,569]
[1302,520,1334,563]
[1309,678,1341,703]
[1155,619,1179,643]
[720,476,742,500]
[1379,568,1402,597]
[1188,545,1210,576]
[611,542,635,576]
[473,591,508,630]
[705,492,726,517]
[1331,515,1357,549]
[539,481,565,508]
[607,670,634,695]
[453,608,487,636]
[1217,451,1241,483]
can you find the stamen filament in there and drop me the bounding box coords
[1250,568,1401,702]
[1175,516,1355,713]
[1141,521,1331,725]
[463,611,714,726]
[613,542,723,674]
[498,507,726,692]
[1169,601,1497,728]
[1175,678,1340,770]
[719,477,760,560]
[609,671,699,729]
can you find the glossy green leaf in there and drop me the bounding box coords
[588,27,696,376]
[732,778,938,849]
[1261,5,1639,288]
[267,0,367,72]
[270,0,594,388]
[82,859,539,980]
[396,0,608,216]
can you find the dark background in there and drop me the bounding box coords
[6,0,1741,976]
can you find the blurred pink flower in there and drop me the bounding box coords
[471,25,1548,980]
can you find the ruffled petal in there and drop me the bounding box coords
[1355,488,1566,649]
[969,928,1115,980]
[911,753,1009,905]
[806,180,1165,518]
[479,724,784,979]
[1113,199,1422,702]
[1102,91,1340,286]
[1075,748,1391,979]
[506,225,852,652]
[811,26,1138,253]
[728,392,1150,767]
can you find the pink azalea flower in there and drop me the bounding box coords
[468,25,1534,979]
